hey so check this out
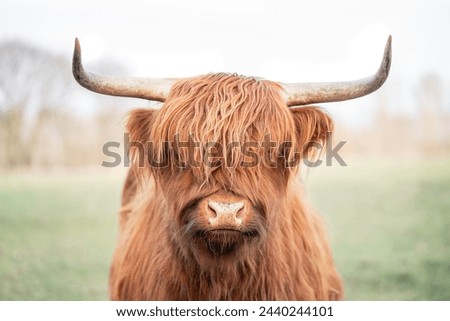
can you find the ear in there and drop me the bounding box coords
[290,106,334,156]
[126,108,156,169]
[126,108,155,145]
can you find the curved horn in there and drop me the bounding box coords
[72,38,177,102]
[282,36,392,107]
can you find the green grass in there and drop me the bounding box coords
[0,161,449,300]
[0,173,122,300]
[307,160,450,300]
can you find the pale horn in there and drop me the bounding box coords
[72,38,177,102]
[282,36,392,107]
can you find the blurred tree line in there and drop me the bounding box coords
[0,40,128,171]
[0,40,449,172]
[342,74,450,159]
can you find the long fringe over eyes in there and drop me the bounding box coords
[149,73,299,180]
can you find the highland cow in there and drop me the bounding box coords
[72,36,391,300]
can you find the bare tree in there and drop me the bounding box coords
[0,40,72,169]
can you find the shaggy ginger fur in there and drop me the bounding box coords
[110,73,343,300]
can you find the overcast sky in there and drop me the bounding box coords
[1,0,449,126]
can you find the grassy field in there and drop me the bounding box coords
[0,161,449,300]
[308,160,450,300]
[0,172,121,300]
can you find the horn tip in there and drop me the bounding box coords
[385,35,392,56]
[382,35,392,70]
[74,37,81,53]
[376,35,392,87]
[72,37,84,83]
[387,34,392,56]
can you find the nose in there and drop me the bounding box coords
[207,200,245,228]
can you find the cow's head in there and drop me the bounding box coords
[73,37,391,266]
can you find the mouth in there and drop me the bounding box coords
[192,229,259,257]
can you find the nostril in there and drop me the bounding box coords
[234,203,244,218]
[207,201,218,218]
[235,205,244,218]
